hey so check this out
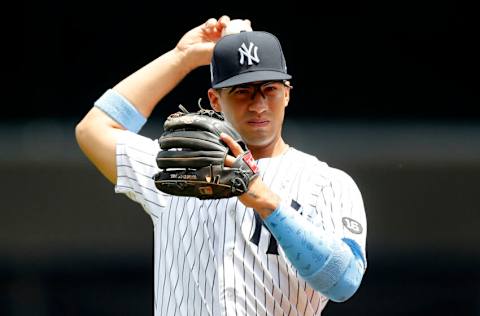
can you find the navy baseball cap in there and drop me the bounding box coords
[210,31,292,88]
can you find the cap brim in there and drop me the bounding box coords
[212,71,292,88]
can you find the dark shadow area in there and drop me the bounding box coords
[7,1,480,122]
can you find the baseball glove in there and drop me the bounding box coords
[152,105,259,199]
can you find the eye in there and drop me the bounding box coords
[232,88,252,96]
[262,83,280,94]
[264,85,277,92]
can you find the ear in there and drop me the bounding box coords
[208,88,222,112]
[283,83,291,108]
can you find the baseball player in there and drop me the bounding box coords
[76,15,367,315]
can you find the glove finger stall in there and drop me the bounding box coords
[159,130,227,152]
[164,112,241,140]
[157,150,225,169]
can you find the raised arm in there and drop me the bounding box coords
[75,16,238,184]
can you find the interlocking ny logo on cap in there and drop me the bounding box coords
[238,42,260,65]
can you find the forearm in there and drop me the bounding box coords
[242,182,365,301]
[112,48,195,118]
[263,204,366,302]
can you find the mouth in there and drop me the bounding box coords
[247,119,270,127]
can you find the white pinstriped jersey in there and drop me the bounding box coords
[115,130,367,316]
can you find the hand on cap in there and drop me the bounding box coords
[175,16,252,69]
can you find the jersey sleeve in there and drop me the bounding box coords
[304,160,367,268]
[115,130,169,219]
[331,168,367,266]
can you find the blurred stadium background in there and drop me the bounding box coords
[2,1,479,315]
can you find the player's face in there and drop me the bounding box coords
[208,80,291,152]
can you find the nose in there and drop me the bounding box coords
[248,93,268,114]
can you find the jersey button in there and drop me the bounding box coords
[229,208,235,217]
[226,288,234,300]
[226,247,234,257]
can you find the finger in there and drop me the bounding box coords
[218,15,230,29]
[224,154,236,167]
[203,18,218,33]
[220,133,244,157]
[205,18,217,28]
[214,16,230,36]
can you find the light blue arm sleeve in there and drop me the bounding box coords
[263,203,366,302]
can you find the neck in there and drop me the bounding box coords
[248,138,289,160]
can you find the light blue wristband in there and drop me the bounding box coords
[94,89,147,133]
[264,203,365,302]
